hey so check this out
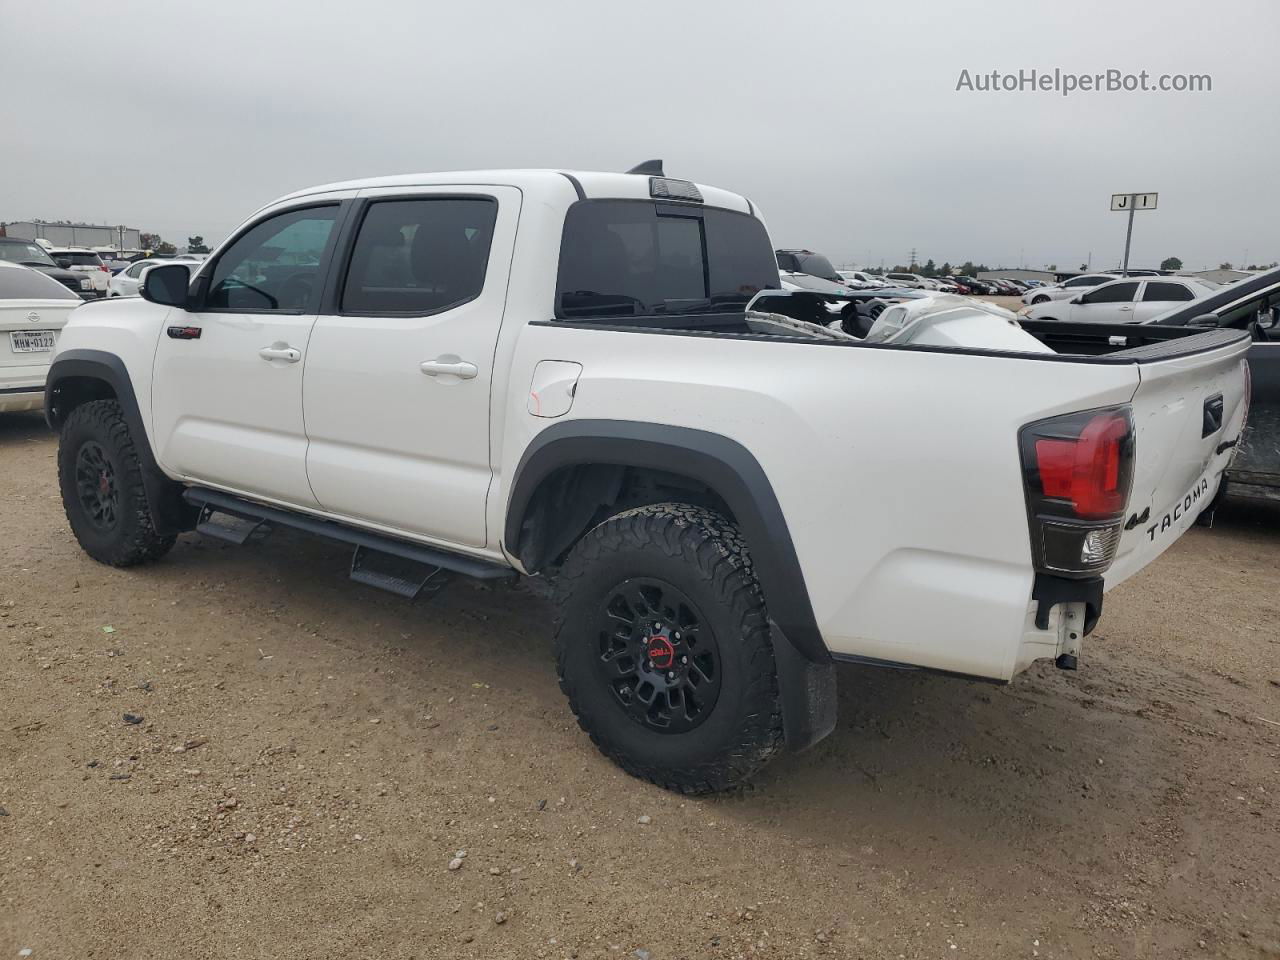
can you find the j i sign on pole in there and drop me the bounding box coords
[1110,193,1158,275]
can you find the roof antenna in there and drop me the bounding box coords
[625,159,664,176]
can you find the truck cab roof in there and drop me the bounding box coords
[270,169,754,216]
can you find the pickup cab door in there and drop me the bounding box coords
[301,185,521,548]
[1105,331,1252,585]
[150,199,348,505]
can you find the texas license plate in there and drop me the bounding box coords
[10,330,57,353]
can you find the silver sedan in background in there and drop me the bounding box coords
[1019,276,1218,323]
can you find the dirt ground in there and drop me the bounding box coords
[2,411,1277,960]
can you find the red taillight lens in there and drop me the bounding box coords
[1020,406,1135,577]
[1034,412,1130,518]
[100,264,110,272]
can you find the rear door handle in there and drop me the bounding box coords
[259,345,301,363]
[420,358,478,380]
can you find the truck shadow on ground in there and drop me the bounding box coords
[153,519,1200,879]
[0,411,52,445]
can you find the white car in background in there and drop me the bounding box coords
[1022,273,1120,305]
[1019,276,1218,324]
[837,270,889,289]
[0,262,83,413]
[884,272,930,288]
[47,248,110,298]
[108,259,199,298]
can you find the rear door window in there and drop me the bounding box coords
[1142,282,1195,302]
[340,197,498,315]
[555,201,778,318]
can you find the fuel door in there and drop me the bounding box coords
[528,360,583,418]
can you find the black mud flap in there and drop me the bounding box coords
[769,620,837,752]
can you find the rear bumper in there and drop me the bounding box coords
[0,387,45,413]
[1225,478,1280,503]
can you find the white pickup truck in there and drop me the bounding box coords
[45,164,1250,793]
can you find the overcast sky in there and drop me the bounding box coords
[3,0,1277,271]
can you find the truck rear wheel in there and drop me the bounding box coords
[58,400,176,567]
[553,503,783,793]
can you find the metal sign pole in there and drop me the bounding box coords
[1121,196,1136,276]
[1111,192,1156,274]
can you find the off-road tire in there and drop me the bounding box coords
[58,399,176,566]
[554,503,783,793]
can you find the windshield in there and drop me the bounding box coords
[793,253,841,282]
[0,241,56,267]
[555,201,780,318]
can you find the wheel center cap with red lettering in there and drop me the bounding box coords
[647,634,676,670]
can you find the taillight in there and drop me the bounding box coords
[100,264,109,272]
[1020,407,1134,576]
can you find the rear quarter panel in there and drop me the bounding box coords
[497,326,1143,680]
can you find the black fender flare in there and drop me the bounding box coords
[504,420,836,750]
[45,349,195,536]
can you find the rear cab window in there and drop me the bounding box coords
[53,251,104,267]
[793,253,841,282]
[554,200,779,320]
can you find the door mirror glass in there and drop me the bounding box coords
[140,263,192,308]
[1257,306,1279,330]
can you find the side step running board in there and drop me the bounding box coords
[196,505,272,545]
[350,545,452,600]
[182,488,515,590]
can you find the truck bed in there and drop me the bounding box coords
[543,312,1249,363]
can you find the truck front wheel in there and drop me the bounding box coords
[553,503,783,793]
[58,399,176,567]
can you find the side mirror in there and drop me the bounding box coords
[1256,307,1279,330]
[140,263,191,308]
[56,258,72,269]
[1070,296,1084,305]
[1188,313,1220,328]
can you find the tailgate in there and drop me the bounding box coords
[1105,329,1252,586]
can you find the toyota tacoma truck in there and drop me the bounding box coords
[45,163,1251,793]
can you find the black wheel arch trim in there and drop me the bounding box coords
[45,348,196,536]
[505,419,831,664]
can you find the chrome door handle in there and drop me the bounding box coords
[420,359,478,379]
[259,345,301,363]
